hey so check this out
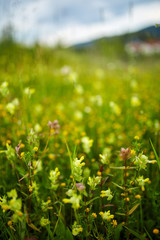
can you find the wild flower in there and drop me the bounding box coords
[99,210,114,221]
[136,176,150,191]
[63,190,81,209]
[47,120,60,135]
[27,129,39,146]
[134,153,148,169]
[99,148,111,165]
[72,221,83,236]
[72,156,85,182]
[90,95,103,106]
[29,181,39,200]
[100,188,113,200]
[74,110,83,121]
[112,220,118,227]
[41,199,52,212]
[97,171,102,176]
[119,148,131,160]
[24,87,35,97]
[61,182,66,187]
[0,189,23,222]
[81,136,93,154]
[153,228,159,234]
[135,194,141,199]
[4,143,16,163]
[33,146,38,152]
[7,220,15,230]
[87,176,101,191]
[134,136,140,140]
[109,101,121,116]
[40,217,50,227]
[134,153,157,169]
[75,183,85,192]
[15,142,22,156]
[33,159,42,175]
[49,168,60,190]
[130,149,136,157]
[6,98,19,115]
[74,84,84,94]
[131,95,141,107]
[85,208,90,213]
[34,123,42,133]
[92,212,97,218]
[0,81,9,96]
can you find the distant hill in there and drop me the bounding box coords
[71,25,160,50]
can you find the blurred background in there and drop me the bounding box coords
[0,0,160,47]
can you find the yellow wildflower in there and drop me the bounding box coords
[135,194,141,199]
[85,208,90,213]
[131,149,136,156]
[97,171,102,176]
[153,229,159,234]
[20,152,24,158]
[134,136,140,140]
[92,213,97,218]
[8,220,12,226]
[112,220,117,228]
[34,147,38,152]
[99,211,104,216]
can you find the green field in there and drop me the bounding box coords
[0,40,160,239]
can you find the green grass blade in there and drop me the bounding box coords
[124,226,145,240]
[149,139,160,170]
[144,226,153,240]
[65,141,73,173]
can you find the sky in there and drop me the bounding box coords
[0,0,160,46]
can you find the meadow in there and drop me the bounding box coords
[0,40,160,239]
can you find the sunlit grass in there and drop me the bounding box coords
[0,42,160,239]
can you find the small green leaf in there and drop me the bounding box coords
[28,223,41,232]
[65,228,74,240]
[128,203,140,216]
[86,196,99,206]
[124,226,145,240]
[110,166,136,170]
[115,212,126,216]
[150,139,160,170]
[112,181,125,190]
[144,226,153,240]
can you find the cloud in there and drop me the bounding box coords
[0,0,160,45]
